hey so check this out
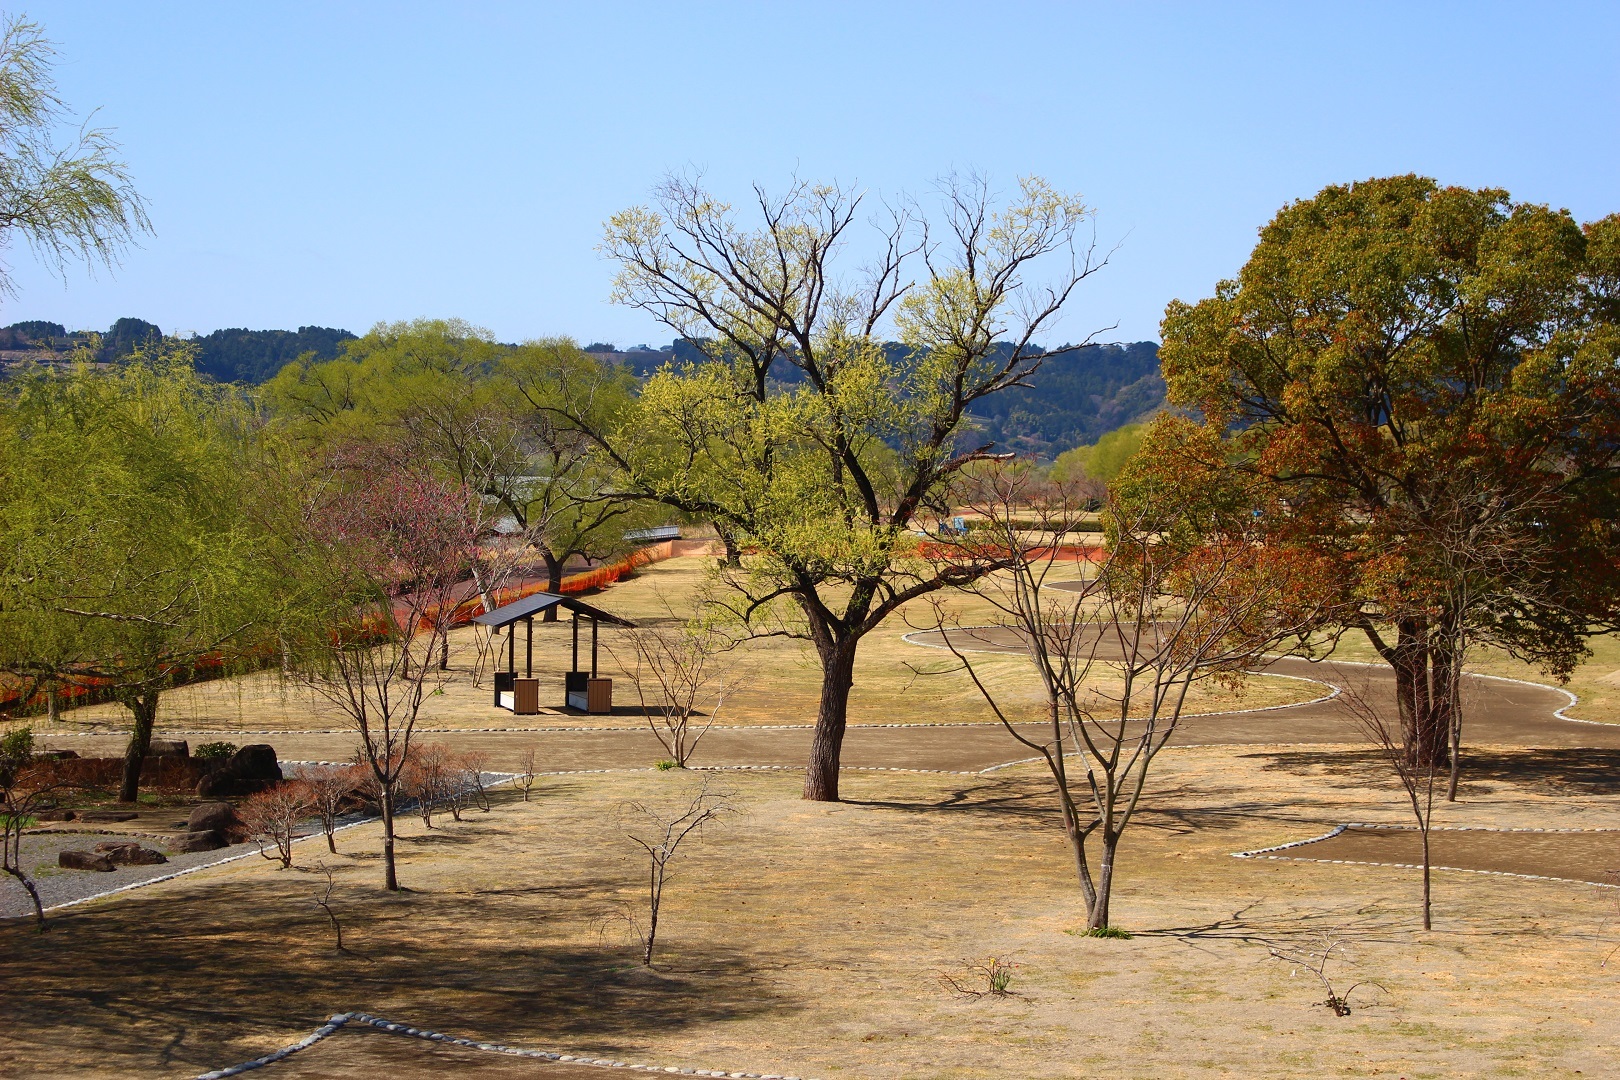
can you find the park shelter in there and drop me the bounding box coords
[472,593,635,714]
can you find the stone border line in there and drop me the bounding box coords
[1230,823,1620,889]
[194,1011,813,1080]
[31,719,1053,737]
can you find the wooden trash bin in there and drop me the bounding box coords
[585,677,613,714]
[512,677,541,715]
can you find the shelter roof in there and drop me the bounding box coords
[471,592,636,629]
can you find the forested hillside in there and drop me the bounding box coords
[0,319,354,379]
[964,341,1164,457]
[4,321,1159,456]
[588,339,1165,457]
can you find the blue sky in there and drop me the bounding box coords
[7,1,1617,347]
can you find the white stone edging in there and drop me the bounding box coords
[194,1011,812,1080]
[1229,824,1620,889]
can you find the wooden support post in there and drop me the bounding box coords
[507,623,515,673]
[591,616,598,677]
[571,612,579,672]
[525,616,533,677]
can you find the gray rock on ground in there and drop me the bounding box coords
[187,801,243,836]
[58,850,117,872]
[94,841,168,866]
[148,739,190,758]
[169,830,227,853]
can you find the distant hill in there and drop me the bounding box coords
[0,319,356,380]
[963,341,1165,458]
[191,326,356,383]
[586,338,1165,458]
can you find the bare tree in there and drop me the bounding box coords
[302,764,361,854]
[446,750,491,820]
[616,778,737,966]
[927,463,1316,931]
[516,746,538,802]
[240,782,313,870]
[1339,679,1443,930]
[0,727,73,930]
[611,607,731,768]
[285,448,481,890]
[404,743,452,829]
[1268,935,1387,1016]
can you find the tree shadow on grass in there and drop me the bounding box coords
[0,874,788,1079]
[1245,747,1620,796]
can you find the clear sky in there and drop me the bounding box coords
[6,1,1618,347]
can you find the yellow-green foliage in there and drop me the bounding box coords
[1052,423,1145,484]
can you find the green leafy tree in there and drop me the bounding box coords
[1051,421,1145,484]
[561,172,1103,801]
[0,351,286,801]
[0,15,149,295]
[1153,175,1620,771]
[265,322,644,617]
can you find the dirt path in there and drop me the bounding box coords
[1239,824,1620,886]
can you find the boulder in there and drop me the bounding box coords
[35,809,76,822]
[187,801,242,836]
[227,744,281,782]
[33,749,78,760]
[148,739,190,758]
[78,810,139,823]
[58,850,116,872]
[94,841,168,866]
[169,830,227,853]
[194,744,281,797]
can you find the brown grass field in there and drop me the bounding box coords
[4,555,1620,1079]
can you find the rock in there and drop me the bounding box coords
[187,801,242,836]
[33,749,78,760]
[169,830,227,853]
[227,744,281,782]
[96,843,167,866]
[35,809,76,821]
[148,739,189,758]
[78,810,139,823]
[195,744,281,797]
[58,850,117,872]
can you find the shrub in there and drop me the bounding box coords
[195,741,238,761]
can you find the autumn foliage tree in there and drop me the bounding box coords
[1154,175,1620,770]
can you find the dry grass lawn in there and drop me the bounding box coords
[39,556,1323,740]
[9,553,1620,1078]
[3,748,1617,1079]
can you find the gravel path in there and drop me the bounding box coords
[0,830,280,919]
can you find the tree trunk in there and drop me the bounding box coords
[542,551,564,621]
[1420,825,1432,931]
[803,639,858,802]
[1388,620,1451,769]
[1088,833,1119,930]
[118,689,161,803]
[381,786,399,891]
[4,864,45,930]
[716,524,742,568]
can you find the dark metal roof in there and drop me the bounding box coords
[471,592,636,629]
